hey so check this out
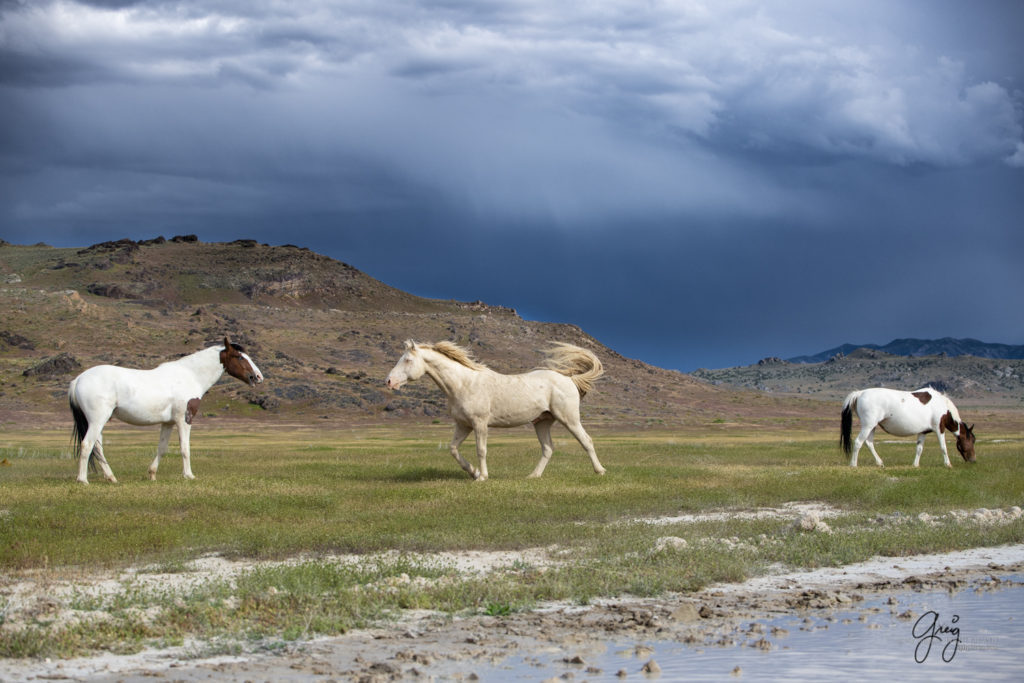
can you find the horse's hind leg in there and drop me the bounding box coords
[562,417,606,475]
[862,429,884,467]
[528,417,555,478]
[851,425,883,467]
[912,434,926,467]
[148,424,174,481]
[76,434,95,484]
[449,422,481,480]
[77,418,114,484]
[90,436,118,483]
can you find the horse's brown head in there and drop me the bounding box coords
[955,423,977,463]
[220,337,264,386]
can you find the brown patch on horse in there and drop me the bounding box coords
[185,398,201,425]
[912,391,932,405]
[940,410,958,434]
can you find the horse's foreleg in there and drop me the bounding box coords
[149,424,174,481]
[177,419,196,480]
[563,418,606,475]
[472,420,489,481]
[936,433,952,468]
[528,418,555,478]
[449,422,479,479]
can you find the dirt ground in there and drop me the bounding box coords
[2,541,1022,682]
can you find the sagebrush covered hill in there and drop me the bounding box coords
[4,237,821,429]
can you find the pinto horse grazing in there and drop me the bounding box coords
[68,338,263,483]
[840,387,975,468]
[386,340,606,480]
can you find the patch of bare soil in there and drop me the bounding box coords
[1,511,1022,682]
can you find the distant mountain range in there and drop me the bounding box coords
[787,338,1024,364]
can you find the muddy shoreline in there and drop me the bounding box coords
[2,544,1022,682]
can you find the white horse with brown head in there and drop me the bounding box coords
[386,340,606,480]
[68,338,263,483]
[840,387,976,468]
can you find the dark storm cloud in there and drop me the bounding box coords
[1,1,1022,369]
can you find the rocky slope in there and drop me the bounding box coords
[3,238,1018,431]
[693,348,1024,406]
[4,237,810,429]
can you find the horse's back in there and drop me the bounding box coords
[71,365,178,424]
[856,387,940,436]
[470,369,579,427]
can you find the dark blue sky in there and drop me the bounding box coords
[2,1,1022,370]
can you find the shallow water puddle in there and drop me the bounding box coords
[482,578,1024,681]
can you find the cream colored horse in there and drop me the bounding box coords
[386,340,606,480]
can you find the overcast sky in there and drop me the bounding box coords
[2,1,1022,370]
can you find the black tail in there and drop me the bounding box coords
[69,397,97,472]
[839,404,853,457]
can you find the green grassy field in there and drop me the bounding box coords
[1,423,1022,657]
[3,424,1022,567]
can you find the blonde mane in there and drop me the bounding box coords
[424,341,488,371]
[413,340,602,395]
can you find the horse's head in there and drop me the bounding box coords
[220,337,264,387]
[955,423,977,463]
[385,340,426,390]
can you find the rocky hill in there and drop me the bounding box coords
[693,348,1024,407]
[3,237,815,430]
[4,238,1019,434]
[788,338,1024,364]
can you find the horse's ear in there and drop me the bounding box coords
[404,339,414,350]
[223,336,232,351]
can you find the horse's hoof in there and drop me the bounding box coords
[148,472,157,481]
[106,476,118,483]
[76,478,89,485]
[595,468,607,475]
[184,474,196,480]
